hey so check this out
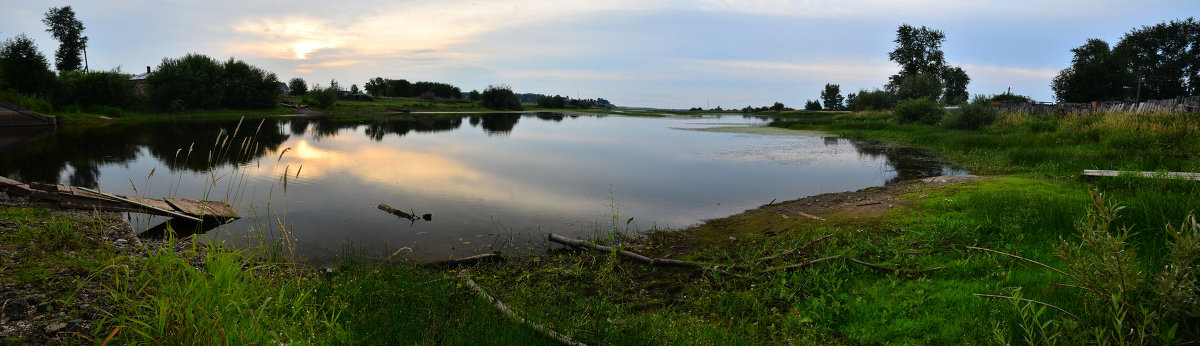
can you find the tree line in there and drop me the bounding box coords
[0,6,281,115]
[1052,17,1199,102]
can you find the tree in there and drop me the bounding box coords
[468,89,481,101]
[848,89,893,111]
[896,73,943,102]
[480,84,522,110]
[350,84,360,94]
[288,78,308,96]
[887,24,947,90]
[147,54,224,110]
[770,102,786,112]
[1052,38,1127,102]
[941,66,970,105]
[42,6,88,72]
[887,24,970,104]
[0,34,57,97]
[1113,17,1200,100]
[221,58,280,109]
[820,83,844,110]
[804,100,822,111]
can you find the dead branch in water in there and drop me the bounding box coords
[547,233,703,270]
[458,270,587,346]
[377,203,432,221]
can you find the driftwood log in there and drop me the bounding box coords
[458,270,586,346]
[547,233,703,270]
[377,203,432,221]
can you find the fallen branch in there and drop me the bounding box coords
[458,270,586,346]
[377,203,432,221]
[763,255,843,273]
[422,252,504,268]
[966,246,1086,287]
[547,233,702,270]
[757,234,836,263]
[973,293,1081,320]
[846,257,942,275]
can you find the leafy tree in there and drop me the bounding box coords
[147,53,223,110]
[42,6,88,72]
[1113,17,1200,99]
[56,69,134,108]
[845,92,856,107]
[887,24,970,104]
[468,89,481,101]
[894,97,944,125]
[0,34,57,97]
[288,78,308,96]
[480,84,522,110]
[350,84,360,94]
[1052,39,1127,102]
[896,73,943,101]
[537,95,566,108]
[364,77,386,96]
[820,83,844,110]
[804,100,822,110]
[847,89,893,111]
[310,83,338,109]
[770,102,786,112]
[221,58,280,109]
[941,66,970,105]
[887,24,947,90]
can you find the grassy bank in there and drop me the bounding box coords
[4,109,1198,344]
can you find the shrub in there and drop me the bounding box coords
[896,73,943,102]
[310,84,339,109]
[287,78,307,96]
[849,89,894,111]
[942,95,997,130]
[480,84,522,110]
[894,97,944,124]
[55,70,135,108]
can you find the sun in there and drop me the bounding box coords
[293,41,329,60]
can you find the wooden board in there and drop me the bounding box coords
[1082,169,1200,181]
[166,198,240,219]
[0,176,32,197]
[123,195,176,212]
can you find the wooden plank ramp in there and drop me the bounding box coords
[0,177,239,222]
[1082,169,1200,181]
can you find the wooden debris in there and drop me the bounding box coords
[0,176,32,197]
[548,233,703,270]
[796,211,827,222]
[757,234,836,263]
[166,198,239,220]
[458,270,587,346]
[1081,169,1200,181]
[377,203,432,221]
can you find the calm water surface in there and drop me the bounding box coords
[0,113,961,263]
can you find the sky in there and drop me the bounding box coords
[2,0,1196,109]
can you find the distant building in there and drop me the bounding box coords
[130,66,152,96]
[279,82,290,96]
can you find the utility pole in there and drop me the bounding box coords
[1136,73,1143,102]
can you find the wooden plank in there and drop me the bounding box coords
[1082,169,1200,181]
[122,195,175,212]
[166,198,240,219]
[77,187,201,222]
[0,176,32,197]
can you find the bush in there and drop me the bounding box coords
[340,93,374,102]
[896,73,943,102]
[849,89,894,111]
[147,53,280,110]
[894,97,944,125]
[480,84,522,110]
[942,96,997,130]
[55,70,135,108]
[311,85,339,109]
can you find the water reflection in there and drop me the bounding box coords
[0,113,961,263]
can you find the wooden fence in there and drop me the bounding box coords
[992,95,1200,116]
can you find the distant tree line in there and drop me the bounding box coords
[1052,17,1200,102]
[0,7,282,116]
[520,92,613,109]
[361,77,462,99]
